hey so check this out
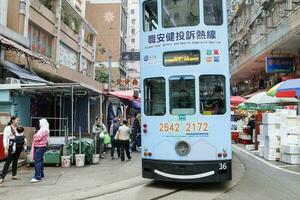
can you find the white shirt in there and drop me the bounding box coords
[116,125,131,141]
[2,125,16,151]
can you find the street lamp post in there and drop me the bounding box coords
[108,51,112,92]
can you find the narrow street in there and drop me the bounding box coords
[0,144,300,200]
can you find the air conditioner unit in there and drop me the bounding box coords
[5,77,20,84]
[261,10,270,18]
[256,18,262,25]
[245,0,253,6]
[274,0,284,3]
[237,27,243,33]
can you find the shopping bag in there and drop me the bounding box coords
[103,133,111,144]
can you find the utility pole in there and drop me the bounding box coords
[108,51,112,92]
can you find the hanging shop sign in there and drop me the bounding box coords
[265,57,294,73]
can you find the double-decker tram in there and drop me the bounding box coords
[140,0,231,182]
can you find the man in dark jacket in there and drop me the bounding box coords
[131,114,141,152]
[247,116,256,143]
[110,118,120,159]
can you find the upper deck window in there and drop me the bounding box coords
[162,0,199,28]
[143,0,158,32]
[204,0,223,26]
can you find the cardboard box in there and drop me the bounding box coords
[281,153,300,165]
[265,136,280,148]
[281,145,300,155]
[264,147,276,161]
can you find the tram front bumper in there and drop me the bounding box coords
[142,159,232,183]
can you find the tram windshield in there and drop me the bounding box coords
[162,0,199,28]
[199,75,226,115]
[169,75,195,115]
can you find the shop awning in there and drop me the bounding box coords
[0,60,48,84]
[108,90,138,101]
[0,34,56,67]
[243,90,265,99]
[0,82,102,96]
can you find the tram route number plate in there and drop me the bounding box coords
[159,122,209,133]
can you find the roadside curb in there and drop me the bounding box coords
[232,144,300,175]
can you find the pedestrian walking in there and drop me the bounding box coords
[110,118,120,159]
[0,115,26,184]
[92,117,107,158]
[30,118,49,183]
[131,114,141,152]
[115,120,131,162]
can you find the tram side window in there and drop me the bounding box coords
[162,0,199,28]
[143,0,158,32]
[144,78,166,116]
[204,0,223,26]
[169,76,195,115]
[199,75,226,115]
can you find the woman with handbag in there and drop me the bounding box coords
[30,118,49,183]
[0,115,24,184]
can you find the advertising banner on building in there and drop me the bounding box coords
[265,57,294,73]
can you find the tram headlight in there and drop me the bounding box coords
[175,141,190,156]
[143,124,147,133]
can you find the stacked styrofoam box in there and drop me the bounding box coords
[262,113,281,161]
[246,144,255,151]
[264,147,277,161]
[258,144,264,157]
[278,111,300,164]
[265,136,280,148]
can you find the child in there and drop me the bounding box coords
[11,127,27,153]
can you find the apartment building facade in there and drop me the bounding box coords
[126,0,140,88]
[228,0,300,95]
[86,0,128,91]
[0,0,102,132]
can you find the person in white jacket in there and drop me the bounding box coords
[92,117,107,158]
[0,115,25,184]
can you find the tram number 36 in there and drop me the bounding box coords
[159,122,209,132]
[219,163,227,170]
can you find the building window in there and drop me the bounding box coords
[199,75,226,115]
[144,77,166,116]
[143,0,158,32]
[132,19,136,25]
[131,9,135,15]
[28,23,53,58]
[169,75,195,115]
[131,29,135,34]
[58,42,78,70]
[162,0,199,28]
[131,38,135,43]
[204,0,223,26]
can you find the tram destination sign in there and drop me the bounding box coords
[163,50,200,66]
